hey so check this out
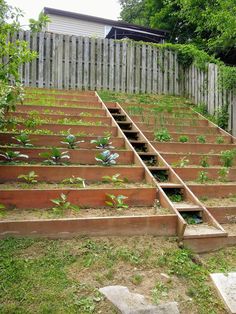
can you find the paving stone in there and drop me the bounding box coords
[99,285,179,314]
[210,272,236,313]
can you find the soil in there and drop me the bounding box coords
[0,205,174,221]
[200,196,236,207]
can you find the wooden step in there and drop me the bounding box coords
[174,203,203,212]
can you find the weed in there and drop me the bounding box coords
[154,128,172,142]
[218,167,229,182]
[216,136,225,144]
[152,281,169,304]
[200,156,209,167]
[62,176,86,187]
[40,147,70,165]
[95,150,119,166]
[197,171,209,184]
[105,194,129,210]
[172,157,189,168]
[220,150,236,167]
[102,173,125,185]
[0,204,6,218]
[130,274,143,285]
[196,135,206,143]
[178,135,189,143]
[18,171,38,184]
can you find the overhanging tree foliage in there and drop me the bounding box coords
[119,0,236,64]
[0,0,49,125]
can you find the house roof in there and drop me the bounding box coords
[43,7,168,38]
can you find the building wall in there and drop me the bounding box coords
[46,14,111,37]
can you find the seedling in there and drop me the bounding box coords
[61,133,84,149]
[197,171,209,184]
[172,157,189,168]
[51,193,80,215]
[62,176,86,187]
[154,128,172,142]
[218,167,229,182]
[220,150,236,167]
[18,171,38,184]
[95,150,119,166]
[90,135,114,149]
[0,150,29,162]
[12,132,33,147]
[178,135,189,143]
[102,173,125,185]
[200,156,209,168]
[40,147,70,165]
[105,194,129,210]
[216,136,224,144]
[196,135,206,143]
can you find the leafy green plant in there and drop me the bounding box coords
[216,136,225,144]
[90,136,114,149]
[220,150,236,167]
[154,128,172,142]
[196,135,206,143]
[218,167,229,182]
[17,171,38,184]
[12,132,33,147]
[40,147,70,165]
[152,281,169,304]
[178,135,189,143]
[197,171,209,184]
[181,212,203,225]
[214,103,229,130]
[51,193,80,215]
[168,194,183,202]
[62,176,86,187]
[105,194,129,210]
[130,274,143,285]
[200,156,209,168]
[61,133,84,149]
[102,173,125,185]
[95,150,119,166]
[0,150,28,162]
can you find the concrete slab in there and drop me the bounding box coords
[99,285,179,314]
[210,272,236,313]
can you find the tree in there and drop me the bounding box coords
[119,0,236,64]
[0,0,49,125]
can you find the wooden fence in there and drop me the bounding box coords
[10,31,236,134]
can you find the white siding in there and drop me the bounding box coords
[47,14,109,37]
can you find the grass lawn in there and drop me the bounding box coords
[1,236,236,313]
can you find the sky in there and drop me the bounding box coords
[6,0,121,25]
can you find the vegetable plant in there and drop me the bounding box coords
[220,150,236,167]
[196,135,206,143]
[61,133,84,149]
[62,176,86,187]
[90,135,114,149]
[95,150,119,166]
[197,171,209,184]
[0,150,29,162]
[12,132,33,147]
[178,135,189,143]
[40,147,70,165]
[172,157,189,168]
[102,173,125,185]
[51,193,80,215]
[18,171,38,184]
[105,194,129,210]
[154,128,172,142]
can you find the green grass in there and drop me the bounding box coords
[0,236,235,313]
